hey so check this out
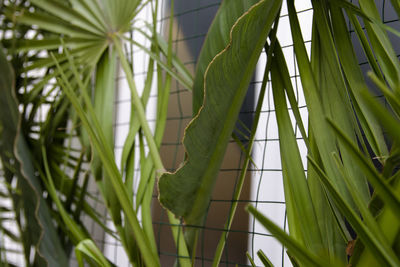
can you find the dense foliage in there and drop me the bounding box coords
[0,0,399,266]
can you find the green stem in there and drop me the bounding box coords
[41,146,86,242]
[114,36,165,173]
[114,35,191,267]
[54,62,160,267]
[61,48,141,264]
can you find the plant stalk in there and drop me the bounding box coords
[113,35,191,267]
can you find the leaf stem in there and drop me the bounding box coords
[113,35,191,267]
[113,36,165,173]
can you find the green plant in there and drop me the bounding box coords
[159,0,400,266]
[245,0,400,266]
[0,0,191,266]
[0,0,399,266]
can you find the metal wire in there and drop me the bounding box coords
[107,0,400,266]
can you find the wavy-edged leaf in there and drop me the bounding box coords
[213,20,280,265]
[0,45,68,266]
[192,0,259,114]
[158,0,282,225]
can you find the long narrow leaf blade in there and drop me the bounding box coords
[328,119,400,220]
[308,156,400,266]
[75,239,111,267]
[270,57,324,253]
[246,205,339,267]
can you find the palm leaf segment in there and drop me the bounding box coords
[16,0,141,66]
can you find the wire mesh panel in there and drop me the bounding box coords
[1,0,399,266]
[249,2,312,266]
[108,0,400,266]
[105,2,160,266]
[108,0,311,266]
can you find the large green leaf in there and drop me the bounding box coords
[0,46,68,266]
[192,0,259,114]
[158,0,282,226]
[213,19,280,265]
